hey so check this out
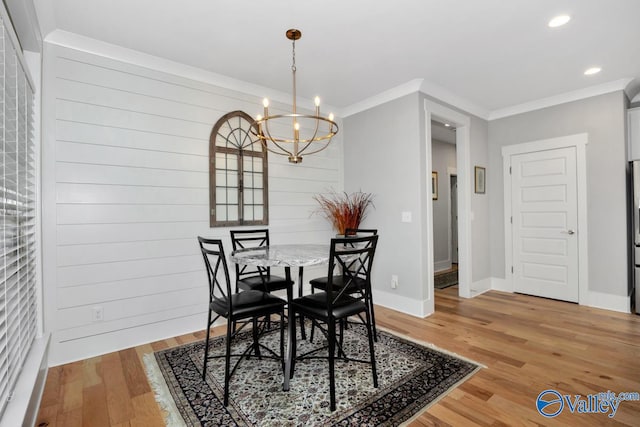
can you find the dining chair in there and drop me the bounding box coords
[198,237,286,406]
[308,229,379,341]
[290,234,379,411]
[229,229,293,293]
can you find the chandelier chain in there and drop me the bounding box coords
[291,38,296,72]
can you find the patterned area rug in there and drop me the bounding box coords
[434,270,458,289]
[144,323,480,426]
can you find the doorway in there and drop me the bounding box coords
[431,119,458,292]
[423,98,472,314]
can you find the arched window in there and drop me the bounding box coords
[209,110,269,227]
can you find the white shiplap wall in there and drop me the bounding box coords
[42,42,343,365]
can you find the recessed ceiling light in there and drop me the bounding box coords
[444,123,451,127]
[584,67,601,75]
[548,15,571,28]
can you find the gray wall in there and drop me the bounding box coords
[469,115,491,282]
[488,91,628,297]
[431,139,456,268]
[344,93,424,302]
[344,91,492,309]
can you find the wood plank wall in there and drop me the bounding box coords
[42,43,343,365]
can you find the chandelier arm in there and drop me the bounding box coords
[296,139,333,156]
[297,114,321,155]
[260,120,294,157]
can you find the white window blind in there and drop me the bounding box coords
[0,10,37,418]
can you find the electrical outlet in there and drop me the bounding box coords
[92,306,104,322]
[391,275,399,289]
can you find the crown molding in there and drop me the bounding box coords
[44,30,334,114]
[489,78,635,120]
[339,79,424,118]
[419,80,490,120]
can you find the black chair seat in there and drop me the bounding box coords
[309,275,366,292]
[237,274,292,293]
[211,290,286,320]
[292,292,365,320]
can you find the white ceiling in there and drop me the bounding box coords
[34,0,640,118]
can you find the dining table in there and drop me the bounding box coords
[230,243,329,391]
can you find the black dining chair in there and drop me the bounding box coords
[308,229,379,341]
[230,229,293,293]
[198,237,286,406]
[290,234,379,411]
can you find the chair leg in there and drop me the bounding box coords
[338,319,345,358]
[364,308,378,388]
[328,317,336,412]
[223,320,233,406]
[368,295,378,342]
[280,309,285,373]
[252,317,261,359]
[202,310,212,380]
[290,309,297,379]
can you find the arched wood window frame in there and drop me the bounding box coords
[209,110,269,227]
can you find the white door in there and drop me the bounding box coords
[510,146,579,302]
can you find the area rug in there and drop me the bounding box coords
[434,270,458,289]
[144,323,481,426]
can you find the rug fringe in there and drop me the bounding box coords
[143,353,187,427]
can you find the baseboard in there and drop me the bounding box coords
[434,260,452,273]
[372,289,431,318]
[470,278,492,296]
[585,291,631,313]
[0,333,50,427]
[50,313,206,366]
[490,277,512,292]
[489,277,630,313]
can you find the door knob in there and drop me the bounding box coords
[566,229,575,235]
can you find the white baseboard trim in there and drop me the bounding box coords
[50,313,206,366]
[585,291,631,313]
[372,289,431,318]
[470,278,492,296]
[434,260,452,273]
[490,276,630,313]
[1,333,50,427]
[490,277,512,292]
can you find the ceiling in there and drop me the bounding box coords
[34,0,640,118]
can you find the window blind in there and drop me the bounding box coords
[0,11,37,418]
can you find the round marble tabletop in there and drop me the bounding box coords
[230,244,329,268]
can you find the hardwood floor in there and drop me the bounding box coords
[36,288,640,426]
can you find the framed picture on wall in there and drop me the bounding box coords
[475,166,486,194]
[432,171,438,200]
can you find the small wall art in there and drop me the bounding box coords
[474,166,486,194]
[432,171,438,200]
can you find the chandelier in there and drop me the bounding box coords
[253,29,339,164]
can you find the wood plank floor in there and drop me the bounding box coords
[36,288,640,426]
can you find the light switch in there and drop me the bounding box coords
[401,211,412,223]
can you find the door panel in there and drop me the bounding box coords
[511,147,579,302]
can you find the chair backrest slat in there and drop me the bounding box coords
[326,234,378,310]
[230,229,272,280]
[198,237,233,314]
